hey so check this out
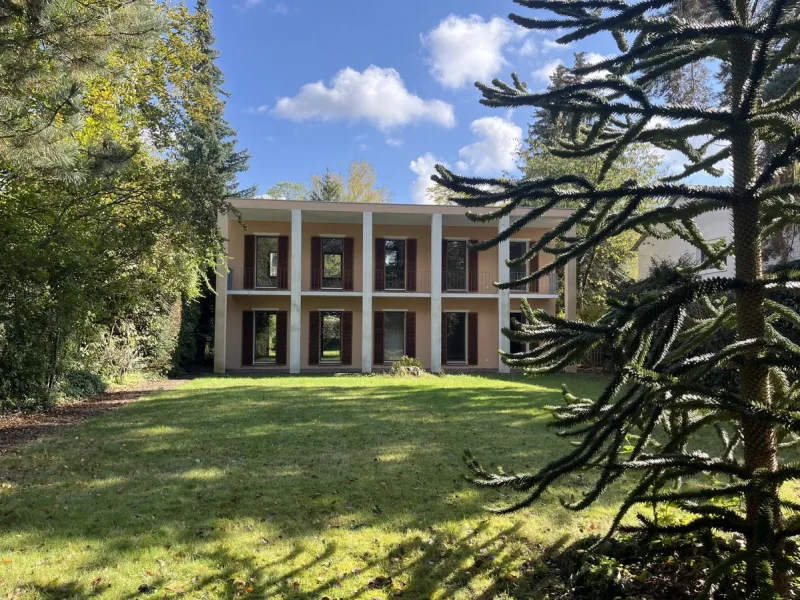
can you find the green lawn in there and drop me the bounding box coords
[0,374,624,599]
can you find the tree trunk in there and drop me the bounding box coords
[730,40,783,596]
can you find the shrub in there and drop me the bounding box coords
[62,370,106,399]
[389,356,423,374]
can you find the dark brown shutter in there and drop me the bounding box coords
[374,238,386,292]
[405,311,416,358]
[310,237,321,290]
[277,236,289,290]
[528,242,540,293]
[374,311,384,365]
[468,240,479,292]
[442,239,448,292]
[341,311,353,365]
[275,311,288,365]
[468,312,479,366]
[406,239,417,292]
[441,312,448,365]
[343,237,355,291]
[241,311,254,367]
[244,235,255,290]
[308,311,320,365]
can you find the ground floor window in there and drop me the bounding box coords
[254,311,278,364]
[383,311,405,362]
[445,312,467,364]
[509,311,527,355]
[321,311,342,363]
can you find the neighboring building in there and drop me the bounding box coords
[635,208,736,279]
[214,198,576,374]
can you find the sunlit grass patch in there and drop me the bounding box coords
[0,373,617,599]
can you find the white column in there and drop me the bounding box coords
[430,213,443,373]
[564,224,579,373]
[498,215,511,374]
[214,211,229,374]
[362,212,374,373]
[289,209,303,374]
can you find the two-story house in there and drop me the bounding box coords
[214,199,576,374]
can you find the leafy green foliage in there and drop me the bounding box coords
[433,0,800,595]
[0,1,250,409]
[61,371,107,399]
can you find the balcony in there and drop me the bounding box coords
[508,271,559,296]
[228,267,289,291]
[305,269,359,292]
[374,269,432,294]
[443,270,559,295]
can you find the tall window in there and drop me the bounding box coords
[384,239,406,290]
[446,240,467,291]
[384,312,405,361]
[509,311,527,355]
[509,241,528,291]
[322,238,344,289]
[320,311,342,363]
[256,236,279,288]
[445,312,467,363]
[254,311,278,364]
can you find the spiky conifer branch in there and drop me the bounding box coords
[435,0,800,594]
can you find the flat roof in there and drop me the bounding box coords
[227,197,573,219]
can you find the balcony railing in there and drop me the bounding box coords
[374,269,432,293]
[509,271,559,295]
[444,270,559,295]
[306,269,358,292]
[228,267,289,291]
[227,267,559,295]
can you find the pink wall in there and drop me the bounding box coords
[301,223,363,291]
[301,296,363,369]
[372,297,432,368]
[228,220,292,272]
[441,297,500,369]
[226,295,291,370]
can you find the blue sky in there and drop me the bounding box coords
[211,0,624,203]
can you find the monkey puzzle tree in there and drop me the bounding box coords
[433,0,800,596]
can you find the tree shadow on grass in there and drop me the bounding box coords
[0,374,618,597]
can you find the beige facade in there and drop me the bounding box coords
[215,198,575,374]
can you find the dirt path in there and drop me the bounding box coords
[0,378,189,454]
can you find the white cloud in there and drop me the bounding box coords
[458,117,522,175]
[422,14,527,88]
[273,2,289,14]
[272,66,456,131]
[358,143,370,151]
[244,0,262,6]
[532,59,563,83]
[518,39,537,57]
[410,153,448,204]
[386,137,403,147]
[542,39,571,52]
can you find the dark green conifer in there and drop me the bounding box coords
[434,0,800,595]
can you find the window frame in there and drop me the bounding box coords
[319,310,343,364]
[444,310,469,365]
[509,240,529,291]
[382,310,406,362]
[252,309,279,365]
[384,238,407,291]
[697,237,727,273]
[445,239,469,292]
[321,237,345,290]
[255,235,280,289]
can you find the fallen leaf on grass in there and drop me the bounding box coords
[368,576,393,590]
[1,557,10,564]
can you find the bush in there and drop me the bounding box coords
[62,370,107,399]
[389,356,423,374]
